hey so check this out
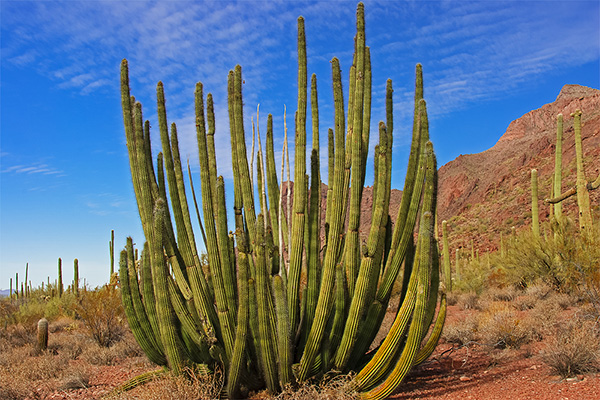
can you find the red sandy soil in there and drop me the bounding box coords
[37,342,599,399]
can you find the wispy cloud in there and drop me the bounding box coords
[2,162,65,176]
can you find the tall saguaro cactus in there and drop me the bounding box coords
[118,3,443,399]
[546,110,599,236]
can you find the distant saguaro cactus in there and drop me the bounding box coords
[118,3,444,399]
[546,110,599,236]
[57,258,63,298]
[73,258,79,296]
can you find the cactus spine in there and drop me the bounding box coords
[119,3,441,398]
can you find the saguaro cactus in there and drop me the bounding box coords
[531,169,540,239]
[73,258,79,296]
[546,110,599,235]
[118,3,443,399]
[57,258,64,297]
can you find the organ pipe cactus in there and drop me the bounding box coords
[118,3,443,399]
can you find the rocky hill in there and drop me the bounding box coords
[280,85,600,256]
[438,84,600,253]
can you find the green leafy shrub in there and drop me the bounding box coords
[74,284,126,347]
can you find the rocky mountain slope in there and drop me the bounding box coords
[437,84,600,253]
[280,85,599,256]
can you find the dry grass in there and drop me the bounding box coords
[442,314,479,346]
[542,319,600,378]
[112,366,224,400]
[477,302,532,349]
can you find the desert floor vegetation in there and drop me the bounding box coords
[1,265,599,400]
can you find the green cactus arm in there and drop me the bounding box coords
[216,176,238,320]
[58,258,63,297]
[531,169,540,238]
[206,93,219,208]
[344,3,366,299]
[119,248,166,365]
[414,293,447,366]
[156,153,194,302]
[140,242,163,345]
[441,221,452,292]
[302,149,322,350]
[353,232,420,391]
[572,110,594,232]
[151,199,184,374]
[226,247,250,399]
[254,214,280,392]
[232,66,258,250]
[287,15,308,336]
[334,122,389,370]
[156,83,194,269]
[195,82,236,361]
[166,274,211,362]
[227,71,245,235]
[273,274,294,386]
[126,238,164,354]
[360,46,372,186]
[553,114,563,219]
[384,64,424,261]
[297,57,346,381]
[359,212,433,400]
[186,160,209,250]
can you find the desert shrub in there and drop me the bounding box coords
[478,302,532,349]
[442,314,479,345]
[82,343,118,365]
[453,258,491,295]
[74,284,126,347]
[112,330,146,359]
[512,294,537,311]
[113,366,224,400]
[497,219,600,304]
[455,292,481,310]
[542,319,600,378]
[481,285,521,303]
[59,366,91,390]
[275,373,358,400]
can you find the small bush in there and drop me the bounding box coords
[74,284,126,347]
[442,314,479,346]
[478,302,532,349]
[113,366,224,400]
[542,320,600,378]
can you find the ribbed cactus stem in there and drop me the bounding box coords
[287,15,308,335]
[57,258,63,297]
[531,169,540,239]
[553,114,563,221]
[151,199,184,374]
[73,259,79,296]
[37,318,48,352]
[441,221,452,292]
[572,110,594,233]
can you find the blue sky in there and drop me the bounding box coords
[1,0,598,289]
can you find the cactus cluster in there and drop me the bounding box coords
[119,3,444,399]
